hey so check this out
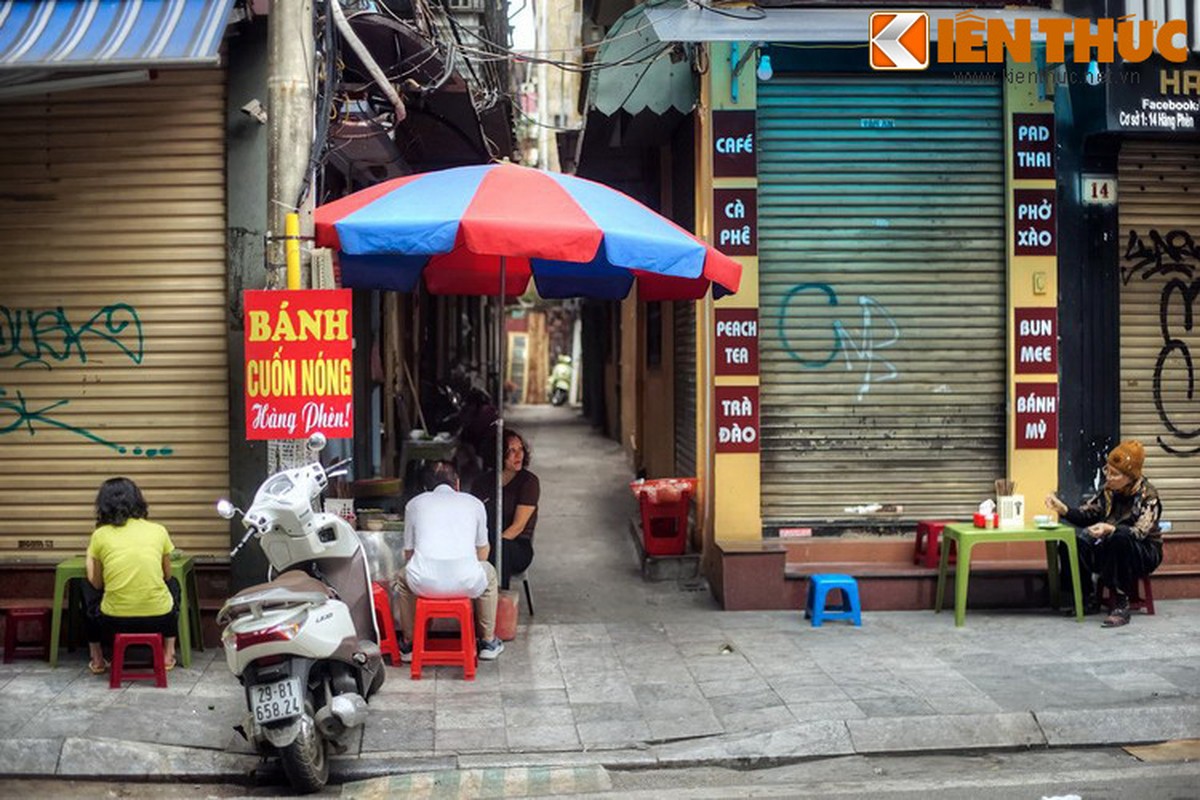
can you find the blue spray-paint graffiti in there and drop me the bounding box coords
[778,283,900,401]
[0,303,144,369]
[0,303,169,457]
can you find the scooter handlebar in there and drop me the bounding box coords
[229,525,259,558]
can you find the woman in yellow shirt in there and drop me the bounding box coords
[83,478,180,673]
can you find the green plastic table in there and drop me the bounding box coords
[934,522,1084,627]
[49,552,202,668]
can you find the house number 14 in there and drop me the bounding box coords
[1081,175,1117,207]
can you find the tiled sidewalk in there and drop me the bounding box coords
[6,407,1198,779]
[3,600,1199,779]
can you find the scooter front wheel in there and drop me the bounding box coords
[278,704,328,794]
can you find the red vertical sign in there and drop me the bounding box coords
[1014,188,1057,256]
[712,111,757,178]
[713,189,757,256]
[715,386,759,453]
[244,289,354,440]
[1014,307,1057,374]
[1012,113,1055,180]
[715,309,759,376]
[1015,383,1057,449]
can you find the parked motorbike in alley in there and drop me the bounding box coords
[216,433,384,793]
[548,355,573,406]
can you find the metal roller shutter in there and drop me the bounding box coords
[1118,141,1200,532]
[757,77,1006,523]
[674,300,697,478]
[0,70,230,557]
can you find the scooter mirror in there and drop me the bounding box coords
[307,432,327,453]
[216,499,238,519]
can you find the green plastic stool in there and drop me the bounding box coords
[49,554,202,668]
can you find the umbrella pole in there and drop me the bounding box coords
[494,256,505,592]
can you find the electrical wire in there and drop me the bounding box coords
[456,34,675,74]
[430,1,689,72]
[508,95,581,132]
[297,0,341,210]
[315,0,690,178]
[688,0,765,21]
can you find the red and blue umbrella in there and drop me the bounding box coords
[314,163,740,300]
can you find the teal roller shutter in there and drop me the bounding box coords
[758,77,1006,524]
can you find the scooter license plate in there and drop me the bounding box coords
[251,677,303,724]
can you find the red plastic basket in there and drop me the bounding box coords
[630,478,698,556]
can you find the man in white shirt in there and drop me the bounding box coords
[392,461,503,660]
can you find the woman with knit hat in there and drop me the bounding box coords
[1045,440,1163,628]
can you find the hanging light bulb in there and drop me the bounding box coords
[756,53,774,82]
[1085,59,1101,86]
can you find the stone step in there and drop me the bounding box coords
[781,537,912,564]
[1163,533,1200,566]
[778,532,1200,569]
[627,516,701,582]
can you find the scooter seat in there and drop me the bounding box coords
[241,569,332,598]
[219,570,333,621]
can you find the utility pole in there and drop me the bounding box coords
[267,0,315,289]
[535,0,551,169]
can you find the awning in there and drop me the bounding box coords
[0,0,235,70]
[644,6,1080,43]
[586,2,695,117]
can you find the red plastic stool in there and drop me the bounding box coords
[914,520,957,569]
[1099,575,1156,615]
[110,633,167,688]
[2,606,51,664]
[411,596,476,681]
[372,581,403,667]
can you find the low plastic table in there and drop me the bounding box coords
[934,522,1084,627]
[49,552,202,668]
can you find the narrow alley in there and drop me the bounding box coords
[498,404,717,623]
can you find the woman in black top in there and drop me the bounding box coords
[474,428,538,589]
[1045,439,1163,627]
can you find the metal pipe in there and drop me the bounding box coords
[495,257,506,583]
[330,0,407,123]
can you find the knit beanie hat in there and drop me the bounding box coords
[1107,440,1145,479]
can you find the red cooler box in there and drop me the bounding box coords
[630,478,698,556]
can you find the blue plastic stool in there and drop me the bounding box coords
[805,574,862,627]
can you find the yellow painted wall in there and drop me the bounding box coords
[693,87,714,565]
[1004,55,1059,520]
[703,41,762,543]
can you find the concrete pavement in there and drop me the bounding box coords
[1,406,1198,785]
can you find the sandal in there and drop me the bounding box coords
[164,658,177,671]
[1102,607,1131,628]
[88,659,110,675]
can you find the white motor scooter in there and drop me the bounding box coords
[216,433,385,794]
